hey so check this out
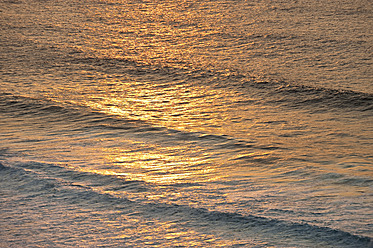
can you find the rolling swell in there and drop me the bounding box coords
[3,51,370,116]
[269,83,373,112]
[67,55,373,112]
[1,161,372,247]
[0,91,282,153]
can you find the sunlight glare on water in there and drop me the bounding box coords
[1,0,372,246]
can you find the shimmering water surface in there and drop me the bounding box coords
[1,0,372,247]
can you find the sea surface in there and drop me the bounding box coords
[1,0,373,247]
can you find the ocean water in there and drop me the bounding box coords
[1,0,372,247]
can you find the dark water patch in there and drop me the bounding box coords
[9,161,151,194]
[0,93,76,117]
[268,83,373,112]
[0,0,24,4]
[0,162,7,170]
[236,79,373,112]
[170,206,370,246]
[2,160,371,247]
[333,177,373,188]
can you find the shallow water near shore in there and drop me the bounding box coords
[1,0,372,247]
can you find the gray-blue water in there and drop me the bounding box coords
[1,0,372,247]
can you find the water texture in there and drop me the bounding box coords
[1,0,372,247]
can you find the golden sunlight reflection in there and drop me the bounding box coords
[113,220,232,247]
[31,0,372,195]
[78,144,223,185]
[78,79,258,138]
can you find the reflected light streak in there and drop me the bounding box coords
[75,143,223,185]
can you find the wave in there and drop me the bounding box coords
[3,49,372,116]
[1,161,371,247]
[66,55,373,112]
[0,91,282,153]
[267,83,373,112]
